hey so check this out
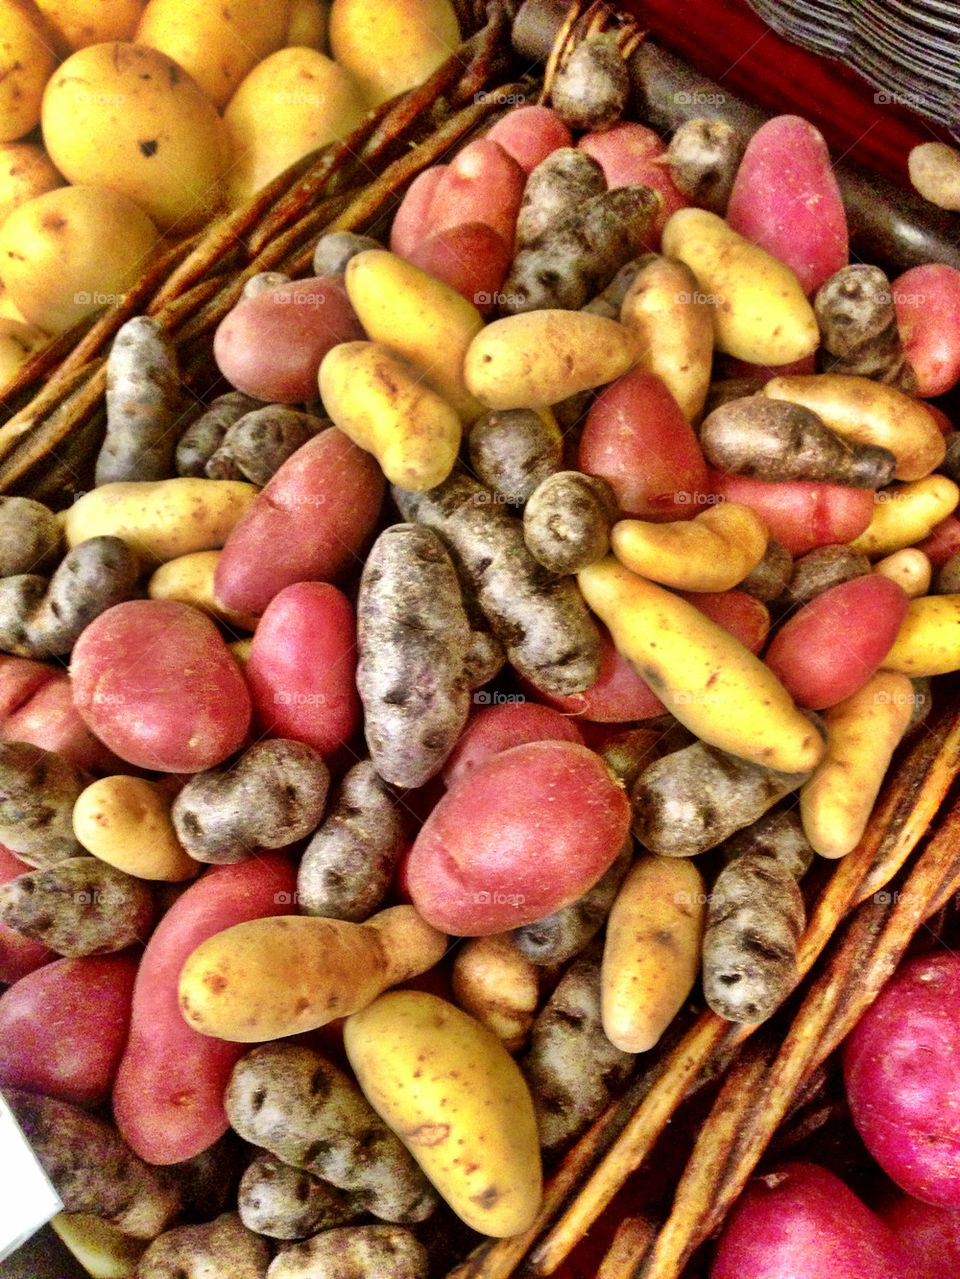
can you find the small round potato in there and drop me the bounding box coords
[329,0,460,107]
[35,0,144,52]
[42,42,231,229]
[0,0,57,141]
[0,141,63,226]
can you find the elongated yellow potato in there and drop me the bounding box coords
[850,475,959,557]
[800,671,915,858]
[883,595,960,676]
[319,340,461,490]
[345,990,543,1236]
[178,906,447,1041]
[602,855,705,1053]
[761,374,945,481]
[578,557,823,773]
[345,249,485,420]
[619,254,714,421]
[329,0,460,107]
[611,502,768,591]
[50,1211,147,1279]
[660,207,819,365]
[872,548,932,598]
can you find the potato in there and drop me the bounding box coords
[148,551,261,632]
[345,990,543,1237]
[0,740,87,868]
[135,1211,270,1279]
[0,315,49,387]
[238,1150,363,1240]
[50,1211,148,1279]
[35,0,144,51]
[225,47,366,206]
[451,934,540,1053]
[0,0,56,140]
[885,594,960,676]
[329,0,460,107]
[269,1226,428,1279]
[611,502,768,592]
[287,0,328,49]
[73,775,199,881]
[62,478,259,566]
[851,476,960,558]
[42,43,230,229]
[0,185,159,333]
[138,0,290,109]
[0,141,62,225]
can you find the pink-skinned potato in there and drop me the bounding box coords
[70,600,251,773]
[893,264,960,397]
[214,427,384,616]
[441,701,584,788]
[918,514,960,567]
[877,1187,960,1279]
[711,1161,914,1279]
[2,667,127,773]
[485,104,573,174]
[0,843,54,983]
[0,654,54,720]
[843,951,960,1207]
[390,165,444,256]
[707,469,874,555]
[406,740,630,935]
[113,853,297,1164]
[0,952,138,1107]
[213,274,365,403]
[579,122,688,247]
[424,138,526,250]
[406,222,512,316]
[245,581,361,756]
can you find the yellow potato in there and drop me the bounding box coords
[287,0,328,49]
[0,0,56,141]
[148,550,260,632]
[345,248,484,420]
[578,557,823,773]
[761,374,945,481]
[178,906,447,1041]
[0,185,158,333]
[35,0,144,52]
[463,310,639,410]
[42,42,230,229]
[62,478,258,565]
[228,637,252,666]
[883,594,960,676]
[451,934,540,1054]
[800,671,915,858]
[619,253,714,421]
[136,0,290,108]
[0,141,62,225]
[344,990,543,1236]
[0,276,30,322]
[73,775,199,882]
[51,1212,147,1279]
[602,855,705,1053]
[850,475,959,558]
[329,0,460,107]
[224,47,366,207]
[319,340,461,490]
[611,502,768,591]
[0,315,48,387]
[873,547,931,599]
[660,207,819,364]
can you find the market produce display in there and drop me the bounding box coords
[3,1,960,1277]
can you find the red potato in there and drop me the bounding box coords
[406,221,512,315]
[723,352,818,381]
[707,469,874,555]
[213,274,365,403]
[245,581,361,756]
[529,623,666,723]
[406,739,630,935]
[214,428,385,616]
[441,700,584,788]
[877,1189,960,1279]
[113,853,297,1165]
[843,951,960,1207]
[2,669,127,774]
[893,264,960,396]
[579,369,710,520]
[0,654,54,719]
[0,952,138,1107]
[71,601,251,774]
[726,114,848,296]
[917,514,960,567]
[678,589,770,653]
[578,122,688,247]
[764,574,909,709]
[485,103,573,174]
[711,1161,913,1279]
[0,843,54,983]
[390,165,444,256]
[425,138,526,249]
[925,404,954,436]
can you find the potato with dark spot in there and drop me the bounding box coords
[779,543,870,608]
[97,316,181,485]
[268,1225,428,1279]
[296,759,406,922]
[176,392,261,477]
[514,147,606,247]
[0,495,61,576]
[239,1150,364,1240]
[357,523,472,789]
[815,263,917,391]
[0,740,88,867]
[737,539,795,603]
[467,408,563,506]
[205,407,324,486]
[225,1042,438,1224]
[702,853,805,1023]
[0,856,154,955]
[720,807,815,881]
[394,474,602,697]
[136,1211,270,1278]
[631,741,811,857]
[171,740,330,865]
[463,627,506,690]
[523,470,617,574]
[451,934,541,1053]
[521,946,634,1154]
[0,536,140,658]
[550,33,629,132]
[665,117,746,214]
[4,1088,180,1239]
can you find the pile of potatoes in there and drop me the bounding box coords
[0,0,462,378]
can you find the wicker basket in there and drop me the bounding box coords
[5,4,960,1277]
